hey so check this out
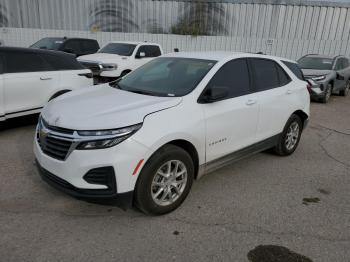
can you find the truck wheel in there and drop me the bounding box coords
[340,80,350,96]
[134,145,194,215]
[274,114,303,156]
[321,84,332,103]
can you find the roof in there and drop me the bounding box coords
[0,46,75,57]
[108,41,160,46]
[163,51,296,63]
[303,54,340,59]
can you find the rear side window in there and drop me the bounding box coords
[276,64,291,86]
[283,61,304,80]
[4,51,52,73]
[0,53,4,74]
[42,54,85,71]
[207,58,251,99]
[63,40,81,54]
[250,59,279,92]
[81,40,99,54]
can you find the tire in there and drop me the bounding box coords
[134,144,194,215]
[340,80,350,96]
[274,114,303,156]
[321,84,332,103]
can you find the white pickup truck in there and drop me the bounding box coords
[78,41,163,83]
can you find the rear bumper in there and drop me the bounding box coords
[36,160,134,206]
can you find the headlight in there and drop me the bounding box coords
[76,123,142,150]
[101,63,118,71]
[311,75,326,81]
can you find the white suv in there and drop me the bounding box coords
[34,52,310,215]
[78,41,163,83]
[0,47,93,121]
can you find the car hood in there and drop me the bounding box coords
[78,53,128,64]
[301,69,333,77]
[41,84,182,130]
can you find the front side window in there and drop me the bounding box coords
[99,43,136,56]
[298,57,333,70]
[5,52,52,73]
[30,37,64,50]
[114,57,216,97]
[206,59,251,99]
[250,59,280,92]
[136,45,161,58]
[63,40,81,53]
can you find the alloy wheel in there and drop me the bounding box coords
[285,121,300,151]
[151,160,188,206]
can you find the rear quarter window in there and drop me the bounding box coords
[282,61,305,80]
[41,53,85,71]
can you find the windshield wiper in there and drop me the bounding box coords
[128,89,155,96]
[109,80,123,90]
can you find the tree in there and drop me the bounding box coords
[0,3,9,27]
[171,1,229,36]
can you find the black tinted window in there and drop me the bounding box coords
[81,40,99,53]
[0,53,4,74]
[42,54,85,71]
[283,61,304,80]
[63,40,81,53]
[335,59,343,70]
[5,51,52,73]
[137,45,161,58]
[276,64,291,86]
[251,59,280,92]
[343,58,349,68]
[207,59,251,99]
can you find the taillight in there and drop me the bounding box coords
[306,80,312,93]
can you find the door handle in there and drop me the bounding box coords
[286,89,293,94]
[246,99,257,106]
[40,77,52,81]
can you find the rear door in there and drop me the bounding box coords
[43,53,93,92]
[202,58,259,162]
[3,51,59,116]
[250,58,294,141]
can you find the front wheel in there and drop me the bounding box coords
[134,145,194,215]
[340,80,350,96]
[321,84,332,103]
[274,115,303,156]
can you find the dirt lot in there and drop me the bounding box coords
[0,96,349,262]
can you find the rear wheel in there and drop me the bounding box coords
[274,115,303,156]
[340,80,350,96]
[321,84,332,103]
[134,145,194,215]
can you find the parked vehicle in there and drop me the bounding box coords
[30,37,100,57]
[0,47,93,121]
[298,54,350,103]
[34,52,310,215]
[78,41,163,83]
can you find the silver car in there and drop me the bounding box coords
[298,54,350,103]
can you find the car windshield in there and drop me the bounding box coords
[112,57,216,97]
[99,43,136,56]
[30,37,64,50]
[298,57,334,70]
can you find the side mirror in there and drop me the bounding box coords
[136,52,146,59]
[336,73,345,80]
[198,86,229,104]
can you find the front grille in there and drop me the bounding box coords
[80,61,101,75]
[37,119,74,161]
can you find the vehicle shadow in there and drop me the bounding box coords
[0,114,40,131]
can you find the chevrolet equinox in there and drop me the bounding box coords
[34,52,310,215]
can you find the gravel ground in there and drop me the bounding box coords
[0,95,349,262]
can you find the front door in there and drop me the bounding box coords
[201,58,259,163]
